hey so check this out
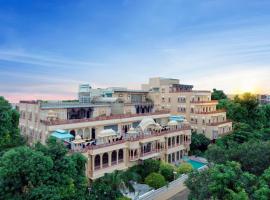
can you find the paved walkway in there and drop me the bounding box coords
[168,188,190,200]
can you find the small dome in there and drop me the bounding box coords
[127,127,138,135]
[75,135,82,140]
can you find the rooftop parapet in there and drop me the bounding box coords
[41,110,170,126]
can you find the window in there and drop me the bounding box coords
[168,98,171,103]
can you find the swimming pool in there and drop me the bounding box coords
[186,159,206,169]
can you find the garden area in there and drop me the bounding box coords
[90,159,194,200]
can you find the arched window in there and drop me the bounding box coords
[112,151,117,165]
[70,130,76,137]
[118,149,124,162]
[102,153,109,168]
[94,155,100,170]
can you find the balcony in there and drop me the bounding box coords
[195,109,226,114]
[190,100,218,104]
[207,120,232,126]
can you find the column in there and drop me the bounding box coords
[116,149,119,164]
[100,153,103,169]
[109,152,112,166]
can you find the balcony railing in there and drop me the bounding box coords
[195,109,226,114]
[41,110,170,126]
[140,149,159,157]
[70,125,191,153]
[190,100,218,104]
[206,120,232,126]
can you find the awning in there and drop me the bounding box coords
[167,120,178,126]
[51,129,74,140]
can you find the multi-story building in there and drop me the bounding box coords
[142,77,232,140]
[18,77,231,179]
[19,90,191,180]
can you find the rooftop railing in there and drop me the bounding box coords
[190,100,218,104]
[206,120,232,126]
[41,110,170,126]
[71,125,191,152]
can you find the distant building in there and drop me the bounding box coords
[257,94,270,105]
[78,84,91,103]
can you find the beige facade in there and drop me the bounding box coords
[142,77,232,140]
[18,99,191,180]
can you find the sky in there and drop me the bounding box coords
[0,0,270,103]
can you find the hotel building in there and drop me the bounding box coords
[18,87,191,180]
[18,77,232,179]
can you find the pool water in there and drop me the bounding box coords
[187,159,206,169]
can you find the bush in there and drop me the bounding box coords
[145,172,166,189]
[116,197,131,200]
[177,163,193,174]
[159,162,176,182]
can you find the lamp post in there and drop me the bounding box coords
[173,171,177,180]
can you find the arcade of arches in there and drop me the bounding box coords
[91,149,125,171]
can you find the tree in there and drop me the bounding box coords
[0,137,89,200]
[137,159,160,180]
[101,170,135,193]
[190,132,211,155]
[211,89,227,100]
[0,146,53,199]
[186,161,257,200]
[0,96,25,154]
[89,180,122,200]
[159,162,175,182]
[206,141,270,176]
[185,169,214,200]
[145,173,166,189]
[177,163,193,174]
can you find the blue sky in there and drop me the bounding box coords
[0,0,270,102]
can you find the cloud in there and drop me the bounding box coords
[0,49,105,68]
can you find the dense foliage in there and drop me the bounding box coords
[190,132,211,155]
[0,96,25,155]
[0,138,88,200]
[211,88,227,100]
[186,93,270,199]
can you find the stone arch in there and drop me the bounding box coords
[84,128,90,139]
[118,149,124,161]
[94,155,100,169]
[102,153,109,167]
[77,129,83,138]
[70,130,76,137]
[112,150,117,165]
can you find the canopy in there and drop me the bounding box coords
[51,129,74,140]
[169,115,185,122]
[138,118,159,131]
[98,129,117,138]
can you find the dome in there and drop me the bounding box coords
[167,120,178,126]
[127,127,138,135]
[75,135,82,140]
